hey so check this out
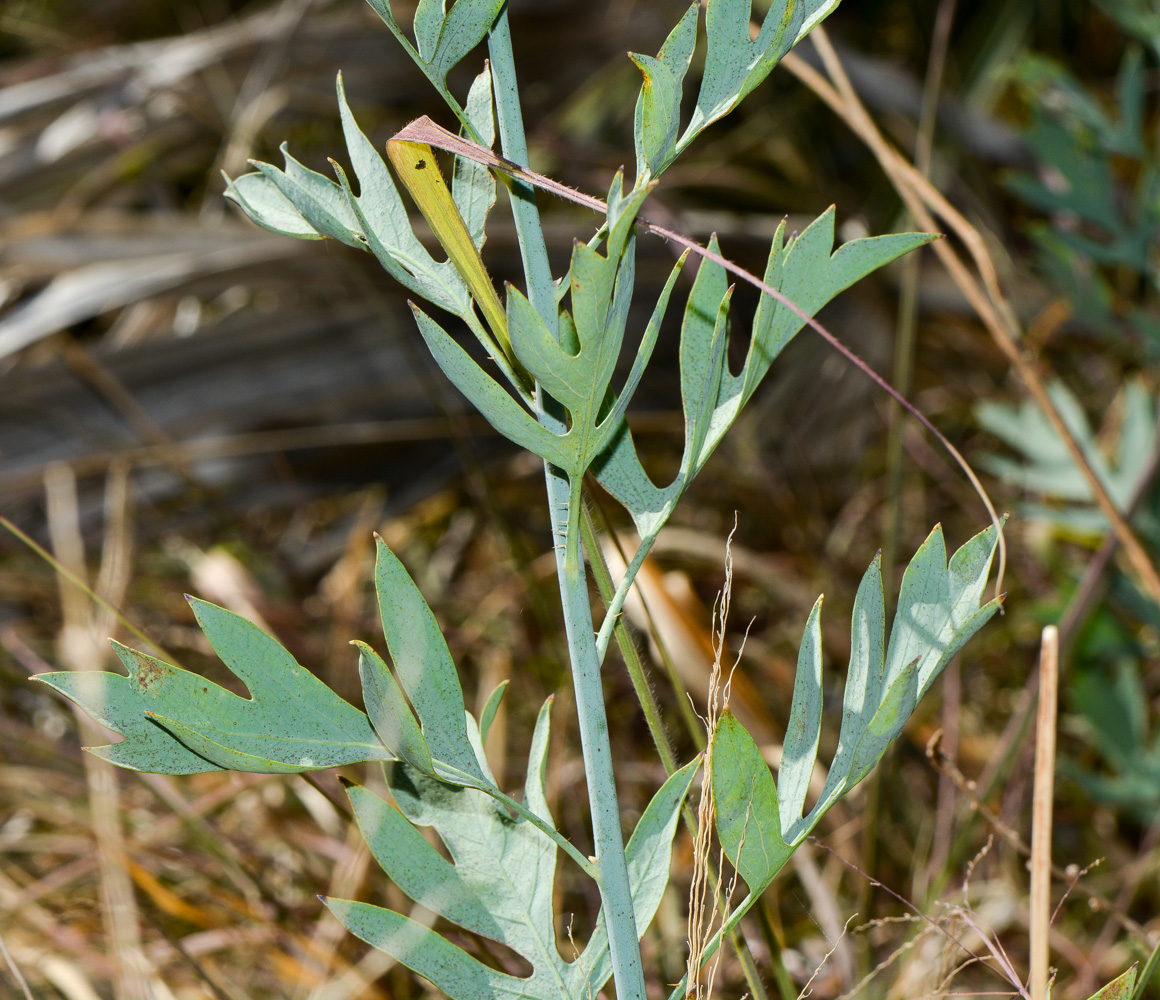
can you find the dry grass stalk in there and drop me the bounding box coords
[686,527,744,1000]
[45,460,153,1000]
[1030,626,1059,1000]
[781,29,1160,609]
[0,929,35,1000]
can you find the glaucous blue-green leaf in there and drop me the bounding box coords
[630,3,698,179]
[253,145,364,248]
[813,553,884,822]
[327,701,698,1000]
[38,603,389,775]
[711,711,790,892]
[670,0,842,158]
[593,209,935,541]
[363,0,504,92]
[808,524,1003,825]
[356,640,434,775]
[432,0,506,83]
[976,380,1155,537]
[478,678,508,744]
[691,0,804,143]
[502,180,653,474]
[227,76,472,320]
[585,233,731,538]
[333,74,470,316]
[1063,660,1160,823]
[778,596,822,839]
[325,902,527,1000]
[632,0,845,171]
[223,172,323,240]
[1086,965,1138,1000]
[36,651,221,774]
[413,0,444,61]
[600,250,689,440]
[411,303,571,468]
[452,62,497,249]
[373,534,484,783]
[715,524,1002,864]
[686,282,732,474]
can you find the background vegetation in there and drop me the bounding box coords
[0,1,1156,999]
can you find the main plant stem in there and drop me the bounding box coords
[489,11,647,999]
[552,468,647,1000]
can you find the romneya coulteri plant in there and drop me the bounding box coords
[39,3,1008,998]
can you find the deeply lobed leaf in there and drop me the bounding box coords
[713,523,1003,889]
[327,700,700,1000]
[631,0,846,175]
[593,208,935,541]
[38,602,387,774]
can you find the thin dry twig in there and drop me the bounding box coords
[833,926,929,1000]
[925,735,1147,940]
[808,837,1028,999]
[798,914,857,1000]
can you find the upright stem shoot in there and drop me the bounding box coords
[488,11,647,997]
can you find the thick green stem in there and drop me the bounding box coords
[488,11,647,997]
[555,474,646,1000]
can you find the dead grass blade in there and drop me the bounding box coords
[45,460,152,1000]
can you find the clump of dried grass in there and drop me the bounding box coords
[686,525,747,1000]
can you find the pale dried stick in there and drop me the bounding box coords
[1030,626,1059,1000]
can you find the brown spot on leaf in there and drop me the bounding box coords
[134,658,166,691]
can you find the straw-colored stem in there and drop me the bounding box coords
[1030,625,1059,1000]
